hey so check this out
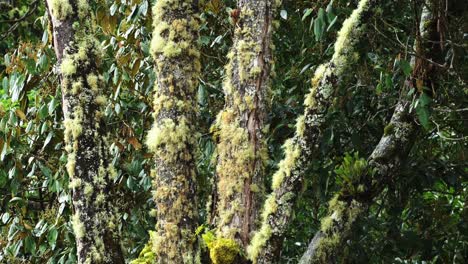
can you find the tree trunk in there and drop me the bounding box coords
[144,0,201,263]
[210,0,277,261]
[46,0,124,263]
[248,1,377,262]
[299,1,445,262]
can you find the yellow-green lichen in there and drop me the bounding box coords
[84,182,94,197]
[61,57,77,76]
[296,115,306,137]
[95,95,107,105]
[50,0,73,20]
[77,0,89,18]
[271,139,301,190]
[145,117,193,161]
[247,224,272,261]
[69,177,82,189]
[71,80,83,95]
[332,0,369,67]
[86,73,99,92]
[72,212,85,239]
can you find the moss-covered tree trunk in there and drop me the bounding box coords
[209,0,278,261]
[298,1,446,263]
[247,1,377,262]
[46,0,124,263]
[144,0,201,263]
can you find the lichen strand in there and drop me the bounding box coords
[248,1,374,262]
[304,0,370,108]
[310,195,364,263]
[55,1,123,263]
[144,0,201,263]
[212,0,277,253]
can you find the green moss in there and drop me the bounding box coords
[131,231,157,264]
[206,238,240,264]
[383,123,395,135]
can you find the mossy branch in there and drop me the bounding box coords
[247,1,377,263]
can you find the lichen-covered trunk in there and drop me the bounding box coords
[210,0,277,261]
[144,0,201,263]
[46,0,124,263]
[299,1,444,263]
[247,1,377,262]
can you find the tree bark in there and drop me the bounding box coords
[46,0,124,263]
[211,0,277,256]
[144,0,201,263]
[299,1,445,262]
[248,1,377,263]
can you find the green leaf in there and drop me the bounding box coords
[416,105,430,129]
[48,98,57,114]
[110,3,119,16]
[25,235,36,254]
[48,227,58,249]
[314,8,326,41]
[302,8,313,21]
[419,92,432,107]
[280,10,287,20]
[399,60,412,76]
[42,131,54,150]
[138,0,149,16]
[38,104,48,119]
[2,212,10,224]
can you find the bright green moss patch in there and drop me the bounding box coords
[131,231,157,264]
[206,237,240,264]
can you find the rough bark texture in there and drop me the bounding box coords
[247,1,377,262]
[47,0,124,263]
[210,0,277,258]
[145,0,201,263]
[299,1,444,263]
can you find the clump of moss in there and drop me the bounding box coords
[205,237,240,264]
[50,0,73,20]
[383,123,395,135]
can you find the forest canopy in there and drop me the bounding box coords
[0,0,467,263]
